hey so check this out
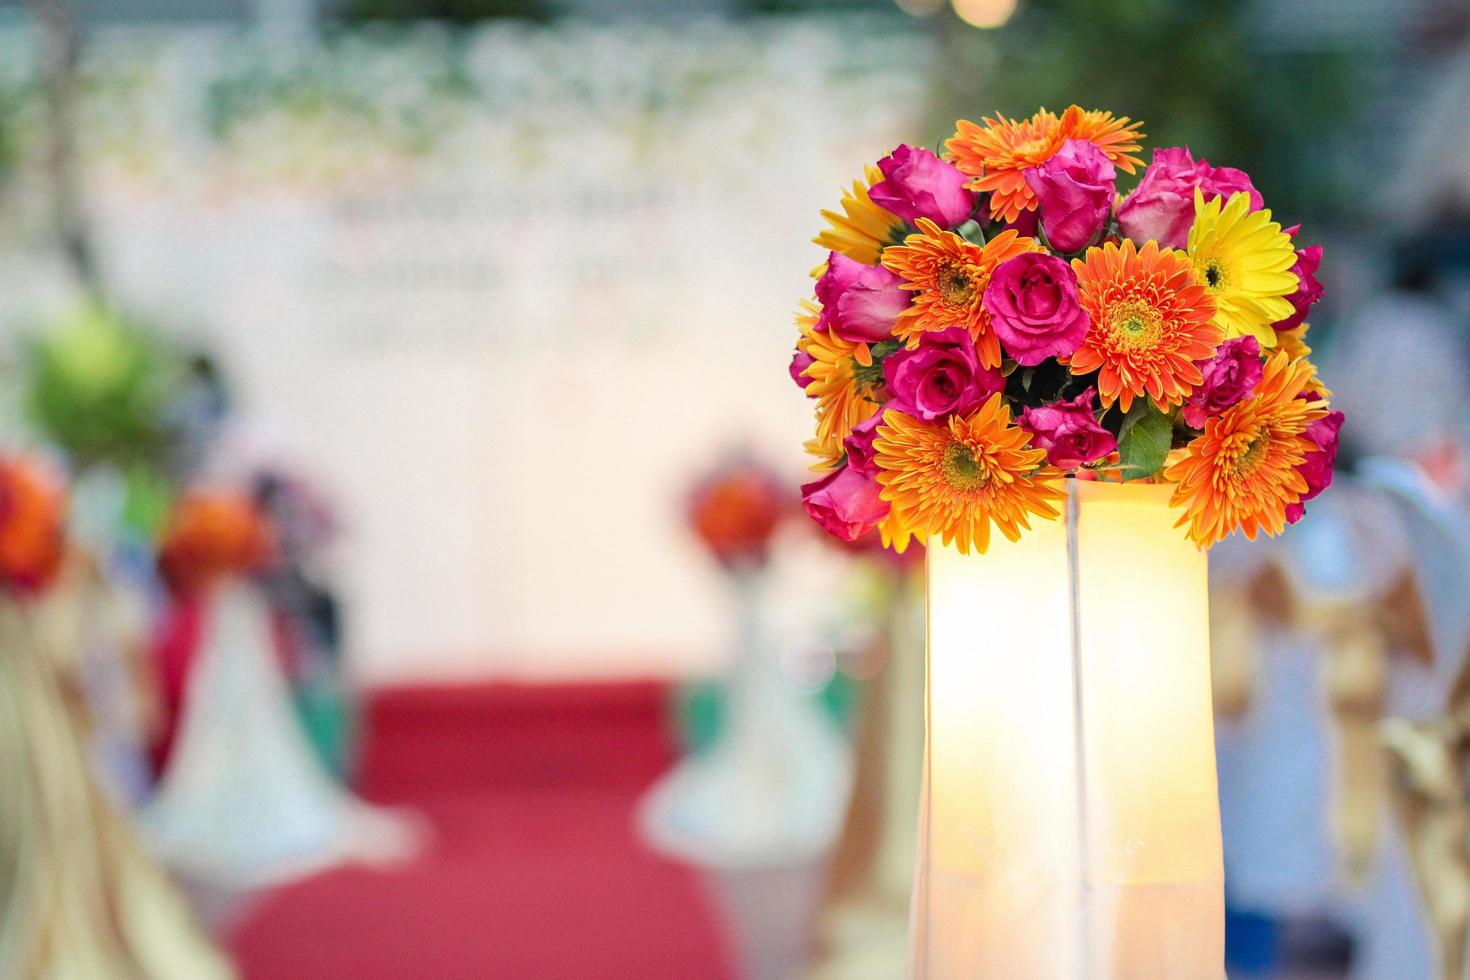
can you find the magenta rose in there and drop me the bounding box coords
[1286,410,1344,524]
[1273,228,1323,332]
[883,327,1003,422]
[1181,336,1263,428]
[1117,147,1264,249]
[1021,139,1115,253]
[815,251,910,344]
[983,252,1091,366]
[868,144,977,230]
[843,413,884,478]
[790,348,815,393]
[801,465,889,542]
[1018,388,1117,469]
[1003,207,1040,238]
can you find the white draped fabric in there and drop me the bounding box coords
[145,584,420,891]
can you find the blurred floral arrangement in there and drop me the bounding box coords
[25,303,175,471]
[686,457,789,572]
[156,490,275,597]
[0,455,66,597]
[792,105,1342,554]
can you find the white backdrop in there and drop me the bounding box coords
[0,19,930,682]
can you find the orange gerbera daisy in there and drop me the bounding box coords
[946,105,1146,222]
[1070,239,1221,413]
[814,164,907,266]
[873,395,1065,555]
[798,305,879,466]
[881,218,1042,368]
[1166,352,1329,547]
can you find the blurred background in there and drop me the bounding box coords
[0,0,1467,977]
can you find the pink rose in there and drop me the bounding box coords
[1003,207,1040,238]
[815,251,910,344]
[1181,336,1263,428]
[1021,139,1115,253]
[1117,147,1264,249]
[790,348,816,393]
[883,327,1003,422]
[1286,410,1344,524]
[1018,388,1117,469]
[843,413,883,478]
[868,144,977,230]
[801,465,889,543]
[1274,228,1323,331]
[982,252,1090,366]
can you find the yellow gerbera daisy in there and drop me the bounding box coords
[1070,239,1221,412]
[873,396,1065,555]
[1187,189,1299,347]
[878,510,919,555]
[814,164,907,266]
[1166,352,1329,547]
[881,218,1043,368]
[946,105,1146,223]
[798,306,879,466]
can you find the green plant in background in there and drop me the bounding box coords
[25,302,177,470]
[930,0,1370,224]
[25,302,188,538]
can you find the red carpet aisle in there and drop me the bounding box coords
[228,682,736,979]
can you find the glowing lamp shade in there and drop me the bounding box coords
[910,481,1223,978]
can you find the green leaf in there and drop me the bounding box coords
[1116,401,1172,481]
[954,219,985,245]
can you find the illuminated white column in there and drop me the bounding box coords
[910,481,1223,979]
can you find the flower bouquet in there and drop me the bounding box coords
[0,456,67,596]
[686,457,789,572]
[156,490,276,597]
[792,105,1342,553]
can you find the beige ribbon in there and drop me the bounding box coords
[0,575,235,980]
[1381,606,1470,980]
[1215,561,1434,887]
[1310,600,1390,886]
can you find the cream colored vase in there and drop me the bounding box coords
[909,481,1224,980]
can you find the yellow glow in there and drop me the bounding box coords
[912,481,1223,977]
[951,0,1018,29]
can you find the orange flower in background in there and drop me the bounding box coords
[1166,352,1329,548]
[799,308,880,466]
[873,395,1065,555]
[814,164,907,266]
[687,463,788,569]
[0,457,66,596]
[1070,239,1221,412]
[158,490,275,596]
[946,105,1145,222]
[882,219,1042,368]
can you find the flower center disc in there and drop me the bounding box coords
[1233,430,1271,477]
[1201,259,1227,293]
[936,262,975,307]
[1108,300,1162,350]
[942,442,991,492]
